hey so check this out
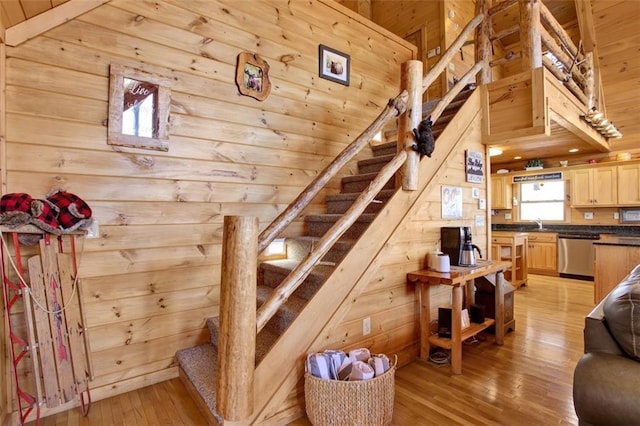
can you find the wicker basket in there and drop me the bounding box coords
[304,358,396,426]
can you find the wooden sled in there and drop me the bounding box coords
[1,226,93,425]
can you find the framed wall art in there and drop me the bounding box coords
[465,149,484,183]
[235,52,271,101]
[318,44,350,86]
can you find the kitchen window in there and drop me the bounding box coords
[519,180,565,221]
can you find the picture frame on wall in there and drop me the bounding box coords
[465,149,484,183]
[235,52,271,101]
[318,44,350,86]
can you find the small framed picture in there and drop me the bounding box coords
[465,149,484,184]
[235,52,271,101]
[319,44,350,86]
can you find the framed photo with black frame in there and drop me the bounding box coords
[318,44,350,86]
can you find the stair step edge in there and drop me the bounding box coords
[305,213,377,223]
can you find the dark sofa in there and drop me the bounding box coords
[573,264,640,425]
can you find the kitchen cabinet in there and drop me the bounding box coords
[491,175,512,209]
[527,232,558,276]
[491,231,528,287]
[570,166,617,207]
[594,238,640,304]
[617,163,640,205]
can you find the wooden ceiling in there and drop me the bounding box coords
[1,0,639,165]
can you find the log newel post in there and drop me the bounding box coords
[520,0,542,71]
[399,60,423,191]
[217,216,258,421]
[585,51,595,110]
[475,0,492,84]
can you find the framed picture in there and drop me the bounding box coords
[319,44,350,86]
[465,149,484,183]
[235,52,271,101]
[441,186,463,219]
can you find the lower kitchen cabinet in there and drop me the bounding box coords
[527,232,558,276]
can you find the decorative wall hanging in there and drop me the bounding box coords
[235,52,271,101]
[441,186,463,219]
[318,44,350,86]
[108,64,173,152]
[465,149,484,183]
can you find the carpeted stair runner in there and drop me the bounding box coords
[176,86,475,422]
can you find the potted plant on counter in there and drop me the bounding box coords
[525,159,544,170]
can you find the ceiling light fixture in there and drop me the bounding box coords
[569,148,579,153]
[489,147,503,156]
[514,156,522,160]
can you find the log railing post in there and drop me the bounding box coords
[520,0,542,71]
[399,60,423,191]
[217,216,258,421]
[475,0,492,84]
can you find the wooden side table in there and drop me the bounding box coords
[406,260,511,374]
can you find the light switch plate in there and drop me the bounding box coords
[475,215,484,226]
[479,198,486,210]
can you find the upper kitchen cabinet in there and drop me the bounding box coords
[570,166,617,207]
[617,163,640,206]
[491,175,513,209]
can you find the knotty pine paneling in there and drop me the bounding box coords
[2,0,414,410]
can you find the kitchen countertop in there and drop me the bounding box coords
[493,224,640,238]
[593,236,640,247]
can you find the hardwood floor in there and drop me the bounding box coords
[26,274,594,425]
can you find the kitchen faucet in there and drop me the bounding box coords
[533,218,543,229]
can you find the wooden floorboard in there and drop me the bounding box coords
[26,274,593,425]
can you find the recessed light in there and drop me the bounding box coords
[514,156,522,160]
[569,148,579,153]
[489,147,503,156]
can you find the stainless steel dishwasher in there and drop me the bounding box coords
[558,233,600,280]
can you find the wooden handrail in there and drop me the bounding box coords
[488,0,518,17]
[256,150,407,332]
[539,1,583,63]
[540,27,586,87]
[422,13,484,94]
[257,91,409,254]
[429,61,484,124]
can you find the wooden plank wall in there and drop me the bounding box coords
[2,0,415,415]
[370,0,445,100]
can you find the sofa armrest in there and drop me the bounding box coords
[583,299,624,355]
[573,352,640,425]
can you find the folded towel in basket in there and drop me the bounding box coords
[307,350,348,379]
[368,353,390,376]
[349,361,375,381]
[348,347,371,362]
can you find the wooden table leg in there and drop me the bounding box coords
[495,270,505,345]
[465,279,475,309]
[417,284,431,361]
[451,285,463,374]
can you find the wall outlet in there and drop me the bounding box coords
[86,219,99,238]
[479,198,486,210]
[614,212,620,220]
[505,212,512,220]
[362,317,371,336]
[427,48,436,59]
[584,212,594,220]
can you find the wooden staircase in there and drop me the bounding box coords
[175,87,476,424]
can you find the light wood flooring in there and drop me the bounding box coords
[26,274,594,425]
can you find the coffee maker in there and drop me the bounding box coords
[441,226,482,266]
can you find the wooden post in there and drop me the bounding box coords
[584,51,595,110]
[520,0,542,71]
[399,60,423,191]
[475,0,492,84]
[217,216,258,421]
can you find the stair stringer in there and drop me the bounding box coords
[226,90,483,426]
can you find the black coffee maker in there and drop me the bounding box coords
[441,226,482,266]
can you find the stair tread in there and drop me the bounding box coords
[305,213,377,222]
[341,172,381,183]
[176,344,223,424]
[358,153,395,166]
[257,284,308,314]
[326,189,395,202]
[261,259,338,275]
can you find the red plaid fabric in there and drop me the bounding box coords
[30,199,60,234]
[0,193,33,213]
[46,191,92,230]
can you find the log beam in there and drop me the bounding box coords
[519,0,542,71]
[488,0,518,17]
[217,216,258,421]
[399,60,423,191]
[475,0,492,84]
